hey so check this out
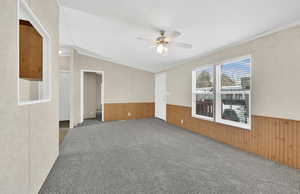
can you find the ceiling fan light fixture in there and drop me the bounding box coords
[136,29,191,55]
[156,43,168,55]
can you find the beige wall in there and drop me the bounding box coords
[0,0,59,193]
[58,56,71,71]
[71,52,154,126]
[83,72,101,119]
[163,25,300,121]
[19,79,40,102]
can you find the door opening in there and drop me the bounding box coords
[80,70,104,123]
[59,71,71,144]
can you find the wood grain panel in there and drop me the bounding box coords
[19,20,43,80]
[167,104,300,170]
[104,103,154,121]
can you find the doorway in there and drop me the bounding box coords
[155,72,167,121]
[80,70,104,123]
[59,71,71,144]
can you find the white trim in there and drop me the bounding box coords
[191,66,215,121]
[69,50,75,128]
[220,54,252,67]
[219,91,250,95]
[216,56,252,130]
[216,119,251,130]
[17,0,52,106]
[192,113,214,122]
[17,0,20,104]
[192,63,215,72]
[191,56,252,130]
[155,72,167,121]
[19,99,51,106]
[80,70,104,123]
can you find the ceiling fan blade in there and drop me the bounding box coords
[136,37,154,42]
[169,42,192,49]
[137,37,157,48]
[165,31,181,41]
[149,44,157,49]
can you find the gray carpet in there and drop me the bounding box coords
[40,118,300,194]
[77,119,103,127]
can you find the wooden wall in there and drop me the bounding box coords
[167,104,300,170]
[104,102,154,121]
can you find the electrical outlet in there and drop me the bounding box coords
[181,119,184,124]
[128,112,131,116]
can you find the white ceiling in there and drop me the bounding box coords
[59,0,300,72]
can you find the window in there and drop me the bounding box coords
[192,56,251,130]
[192,66,215,120]
[216,57,251,129]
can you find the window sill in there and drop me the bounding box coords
[192,114,214,122]
[191,114,252,130]
[18,99,51,106]
[216,118,252,130]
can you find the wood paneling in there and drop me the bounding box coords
[167,104,300,170]
[19,20,43,80]
[104,103,154,121]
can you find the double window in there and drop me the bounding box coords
[192,56,251,130]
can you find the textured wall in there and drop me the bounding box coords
[58,56,71,71]
[0,0,59,193]
[71,52,155,126]
[164,26,300,121]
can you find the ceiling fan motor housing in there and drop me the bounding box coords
[156,30,168,44]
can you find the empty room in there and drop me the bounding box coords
[1,0,300,193]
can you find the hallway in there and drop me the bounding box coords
[40,119,300,194]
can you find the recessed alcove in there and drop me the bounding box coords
[18,0,51,105]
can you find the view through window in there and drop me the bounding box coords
[219,57,251,126]
[192,56,251,129]
[193,66,214,120]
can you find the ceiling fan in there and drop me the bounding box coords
[137,30,192,55]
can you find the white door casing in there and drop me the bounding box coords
[80,70,104,123]
[155,72,167,121]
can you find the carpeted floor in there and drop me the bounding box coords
[77,119,103,127]
[40,118,300,194]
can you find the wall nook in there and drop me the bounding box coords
[18,0,51,105]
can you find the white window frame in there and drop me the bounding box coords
[192,55,252,130]
[192,65,215,121]
[216,56,252,130]
[17,0,52,106]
